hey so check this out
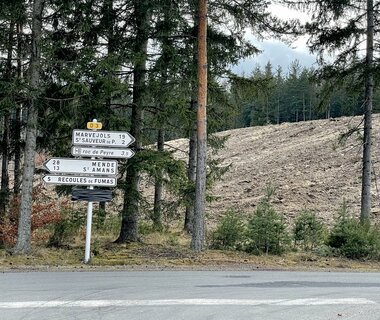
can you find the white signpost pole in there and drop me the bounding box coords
[84,185,94,264]
[84,119,97,264]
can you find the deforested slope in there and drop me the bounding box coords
[163,115,380,225]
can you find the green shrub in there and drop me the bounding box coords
[244,200,290,255]
[209,209,245,250]
[48,210,85,248]
[293,210,326,250]
[327,204,380,260]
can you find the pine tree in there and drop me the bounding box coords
[13,0,45,255]
[303,0,379,221]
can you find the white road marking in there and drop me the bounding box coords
[0,298,375,308]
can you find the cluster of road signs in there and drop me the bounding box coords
[42,120,134,264]
[42,122,135,187]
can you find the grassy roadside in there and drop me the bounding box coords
[1,231,380,272]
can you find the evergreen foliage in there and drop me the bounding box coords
[0,0,379,254]
[209,209,245,250]
[229,60,378,129]
[245,199,290,255]
[327,202,380,259]
[293,210,326,250]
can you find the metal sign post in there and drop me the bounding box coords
[84,185,94,264]
[84,120,98,264]
[41,119,135,264]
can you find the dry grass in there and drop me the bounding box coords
[3,116,380,271]
[2,228,380,272]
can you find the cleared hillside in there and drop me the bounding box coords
[159,115,380,226]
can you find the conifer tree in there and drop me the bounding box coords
[13,0,45,254]
[302,0,379,221]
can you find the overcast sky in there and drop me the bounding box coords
[232,4,317,76]
[231,38,317,76]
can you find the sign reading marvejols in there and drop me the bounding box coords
[72,129,135,148]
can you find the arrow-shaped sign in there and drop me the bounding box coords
[72,129,135,148]
[71,146,135,159]
[43,175,117,187]
[43,158,118,176]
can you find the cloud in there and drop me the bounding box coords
[232,39,317,76]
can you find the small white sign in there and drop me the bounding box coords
[71,146,135,159]
[43,175,117,187]
[72,129,135,147]
[43,158,118,176]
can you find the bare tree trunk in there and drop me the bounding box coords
[0,111,10,248]
[13,0,45,255]
[0,114,10,217]
[309,95,312,121]
[116,0,149,243]
[191,0,207,252]
[0,21,15,221]
[360,0,374,222]
[13,23,24,196]
[98,0,115,218]
[185,2,199,234]
[326,103,331,119]
[184,99,197,233]
[276,97,280,125]
[302,93,306,121]
[153,129,164,230]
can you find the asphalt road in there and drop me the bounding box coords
[1,270,380,320]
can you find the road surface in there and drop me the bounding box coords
[1,270,380,319]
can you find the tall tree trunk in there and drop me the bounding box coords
[185,2,199,234]
[152,0,173,230]
[115,0,149,243]
[0,21,14,219]
[309,94,312,121]
[360,0,374,222]
[326,102,331,119]
[13,0,45,254]
[98,0,115,217]
[302,93,306,121]
[0,113,10,248]
[184,99,197,233]
[191,0,207,252]
[0,114,10,217]
[13,23,24,196]
[152,129,164,230]
[276,97,280,125]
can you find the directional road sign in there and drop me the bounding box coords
[71,146,135,159]
[72,129,135,148]
[42,175,117,187]
[43,158,118,176]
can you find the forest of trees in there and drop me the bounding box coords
[0,0,379,256]
[230,60,380,128]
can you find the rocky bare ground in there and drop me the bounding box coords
[153,115,380,227]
